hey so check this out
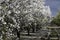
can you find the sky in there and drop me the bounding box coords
[45,0,60,16]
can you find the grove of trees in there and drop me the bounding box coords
[0,0,51,40]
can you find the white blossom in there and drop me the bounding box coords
[8,10,11,14]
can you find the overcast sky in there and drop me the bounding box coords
[45,0,60,16]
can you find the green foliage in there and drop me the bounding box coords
[51,12,60,26]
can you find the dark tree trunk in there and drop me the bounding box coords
[13,28,20,40]
[47,35,50,40]
[28,29,29,35]
[57,34,59,40]
[27,27,30,36]
[32,27,35,33]
[20,27,23,32]
[31,22,35,33]
[17,31,20,40]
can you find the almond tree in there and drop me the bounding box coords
[0,0,51,40]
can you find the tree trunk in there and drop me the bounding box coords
[32,27,35,33]
[27,27,30,35]
[47,35,50,40]
[17,31,20,40]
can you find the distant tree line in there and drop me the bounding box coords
[51,11,60,26]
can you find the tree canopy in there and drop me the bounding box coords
[51,12,60,26]
[0,0,51,40]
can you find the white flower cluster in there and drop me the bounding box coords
[0,0,51,40]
